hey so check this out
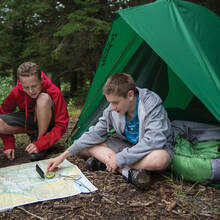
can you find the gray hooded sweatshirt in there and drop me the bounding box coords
[67,87,173,168]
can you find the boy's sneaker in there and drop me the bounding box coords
[28,150,47,161]
[86,157,106,171]
[127,169,151,190]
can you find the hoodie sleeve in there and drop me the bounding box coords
[67,106,112,155]
[0,88,18,150]
[33,91,69,152]
[115,104,171,168]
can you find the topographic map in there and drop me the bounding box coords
[0,159,97,211]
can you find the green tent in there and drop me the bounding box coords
[72,0,220,141]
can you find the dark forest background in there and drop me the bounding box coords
[0,0,219,107]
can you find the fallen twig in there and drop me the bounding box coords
[200,211,220,217]
[172,210,192,219]
[167,201,177,211]
[130,201,154,207]
[100,193,124,205]
[53,203,82,210]
[101,196,116,204]
[200,212,214,217]
[17,206,45,220]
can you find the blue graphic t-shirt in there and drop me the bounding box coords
[124,94,139,144]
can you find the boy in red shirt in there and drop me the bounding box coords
[0,62,69,161]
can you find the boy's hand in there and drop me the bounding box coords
[106,153,118,173]
[4,149,15,160]
[25,143,39,154]
[47,151,70,173]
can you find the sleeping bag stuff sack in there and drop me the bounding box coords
[171,120,220,186]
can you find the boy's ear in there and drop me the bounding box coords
[127,90,135,99]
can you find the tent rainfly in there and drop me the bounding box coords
[71,0,220,142]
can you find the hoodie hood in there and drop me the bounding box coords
[16,72,53,129]
[16,72,52,94]
[0,71,69,152]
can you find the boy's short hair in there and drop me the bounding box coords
[103,73,137,98]
[17,62,41,79]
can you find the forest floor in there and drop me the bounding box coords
[0,117,220,220]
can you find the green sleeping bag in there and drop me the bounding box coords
[172,135,220,184]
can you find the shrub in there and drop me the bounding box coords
[0,76,13,104]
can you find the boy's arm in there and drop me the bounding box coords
[47,150,71,172]
[67,106,111,155]
[115,105,172,168]
[32,92,69,152]
[46,106,111,172]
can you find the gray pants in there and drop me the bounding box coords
[105,136,174,162]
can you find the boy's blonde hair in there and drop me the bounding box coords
[103,73,137,98]
[17,62,41,79]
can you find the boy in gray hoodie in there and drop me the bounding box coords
[47,73,174,190]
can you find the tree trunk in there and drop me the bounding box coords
[13,66,17,86]
[51,73,61,89]
[70,72,78,95]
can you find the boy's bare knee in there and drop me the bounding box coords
[86,142,115,163]
[36,93,52,108]
[133,150,170,171]
[153,157,169,170]
[150,150,170,170]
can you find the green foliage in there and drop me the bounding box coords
[62,80,89,117]
[162,171,202,204]
[67,97,81,117]
[0,76,13,104]
[0,0,165,100]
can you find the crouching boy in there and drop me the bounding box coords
[47,73,173,190]
[0,62,69,161]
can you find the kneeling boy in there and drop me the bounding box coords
[0,62,69,161]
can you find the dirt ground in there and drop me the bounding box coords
[0,118,220,220]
